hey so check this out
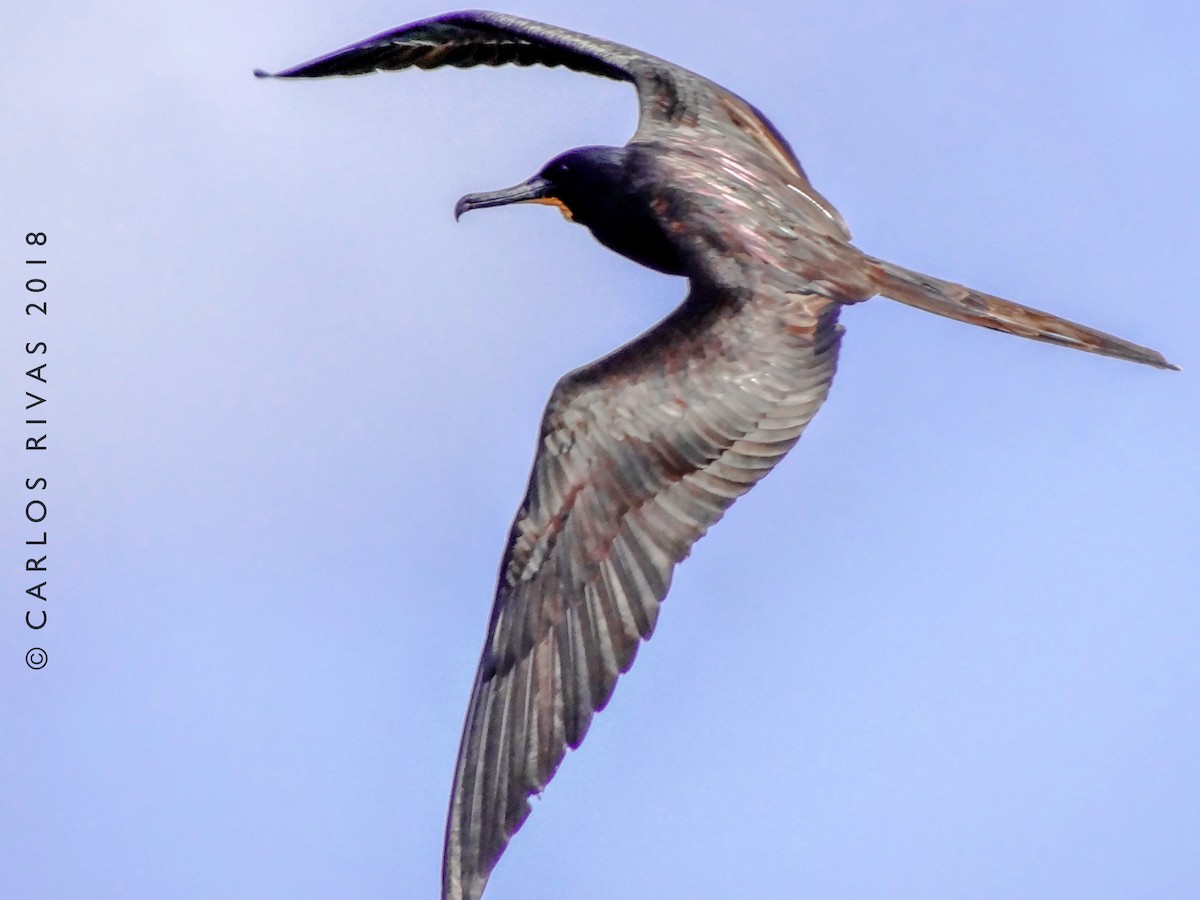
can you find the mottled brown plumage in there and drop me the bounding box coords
[258,11,1177,900]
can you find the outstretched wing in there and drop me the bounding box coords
[444,274,843,900]
[255,10,847,236]
[256,11,640,81]
[255,10,690,136]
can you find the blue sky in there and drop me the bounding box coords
[4,2,1198,898]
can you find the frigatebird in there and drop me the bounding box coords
[257,11,1177,899]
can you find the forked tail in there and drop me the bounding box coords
[863,255,1178,371]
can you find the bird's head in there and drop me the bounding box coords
[454,145,685,276]
[454,146,632,226]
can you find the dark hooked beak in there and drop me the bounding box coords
[454,175,563,221]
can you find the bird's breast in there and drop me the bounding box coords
[582,203,688,276]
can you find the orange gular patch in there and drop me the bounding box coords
[527,196,575,222]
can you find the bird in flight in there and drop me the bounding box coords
[258,11,1177,899]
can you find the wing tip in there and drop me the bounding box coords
[255,65,318,79]
[1119,347,1179,372]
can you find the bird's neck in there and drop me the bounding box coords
[569,147,687,277]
